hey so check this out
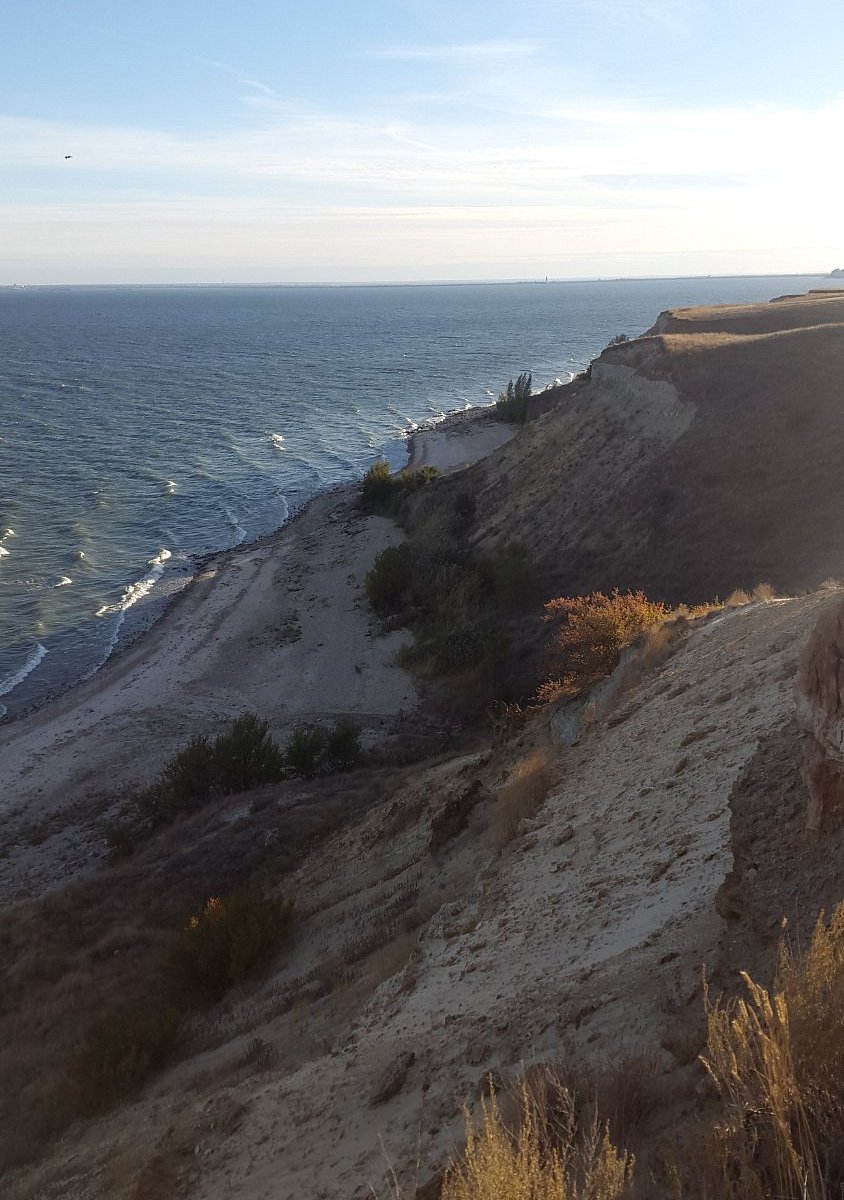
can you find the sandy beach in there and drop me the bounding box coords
[0,411,516,900]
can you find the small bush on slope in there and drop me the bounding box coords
[366,543,414,614]
[107,716,361,851]
[495,371,533,423]
[285,719,362,778]
[360,461,440,513]
[537,589,670,701]
[161,889,295,1008]
[70,887,294,1110]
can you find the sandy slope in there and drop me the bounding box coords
[0,418,512,902]
[14,589,836,1200]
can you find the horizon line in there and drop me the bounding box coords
[0,270,833,291]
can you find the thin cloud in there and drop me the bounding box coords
[240,79,280,99]
[367,40,540,62]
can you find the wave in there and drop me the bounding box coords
[223,505,247,546]
[0,546,9,559]
[54,575,73,588]
[95,548,172,618]
[165,480,177,494]
[269,433,286,451]
[0,642,48,700]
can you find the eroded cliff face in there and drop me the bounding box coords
[796,596,844,831]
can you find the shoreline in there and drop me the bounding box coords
[0,408,517,892]
[1,405,510,730]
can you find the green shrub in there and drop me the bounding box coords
[285,725,327,779]
[365,543,414,614]
[495,370,532,423]
[323,718,363,772]
[160,889,295,1009]
[360,461,439,512]
[453,490,477,529]
[360,460,398,509]
[164,734,216,808]
[212,712,284,794]
[68,1001,182,1112]
[284,720,362,777]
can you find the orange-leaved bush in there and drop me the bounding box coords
[537,589,669,702]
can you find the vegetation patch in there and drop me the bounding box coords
[106,713,362,853]
[360,460,440,513]
[494,370,533,423]
[442,1081,633,1200]
[700,903,844,1200]
[69,886,294,1113]
[537,589,672,702]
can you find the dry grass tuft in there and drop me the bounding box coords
[700,904,844,1199]
[487,751,553,851]
[752,580,776,601]
[724,589,752,607]
[441,1081,634,1200]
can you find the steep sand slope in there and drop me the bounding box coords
[457,293,844,603]
[12,589,837,1200]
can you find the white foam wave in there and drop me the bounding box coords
[223,505,247,546]
[0,642,48,699]
[165,480,177,494]
[1,527,15,538]
[0,546,9,558]
[55,575,73,588]
[269,433,286,451]
[95,548,172,617]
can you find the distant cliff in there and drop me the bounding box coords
[443,291,844,604]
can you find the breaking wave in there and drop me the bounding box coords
[95,548,172,618]
[0,642,48,702]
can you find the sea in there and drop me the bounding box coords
[0,274,837,719]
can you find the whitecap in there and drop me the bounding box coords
[0,546,9,558]
[165,480,177,494]
[1,527,15,538]
[95,548,172,617]
[269,433,286,451]
[54,575,73,588]
[0,643,48,699]
[223,505,247,546]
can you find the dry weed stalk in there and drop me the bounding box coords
[700,903,844,1200]
[487,751,553,851]
[441,1083,634,1200]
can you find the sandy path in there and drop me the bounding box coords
[408,409,516,472]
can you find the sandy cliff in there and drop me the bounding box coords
[449,291,844,603]
[5,291,844,1199]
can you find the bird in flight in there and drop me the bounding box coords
[64,155,72,160]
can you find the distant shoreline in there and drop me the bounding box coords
[1,271,834,291]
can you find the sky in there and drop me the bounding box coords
[1,0,843,284]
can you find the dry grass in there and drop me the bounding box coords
[487,751,553,851]
[441,1082,634,1200]
[700,904,844,1199]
